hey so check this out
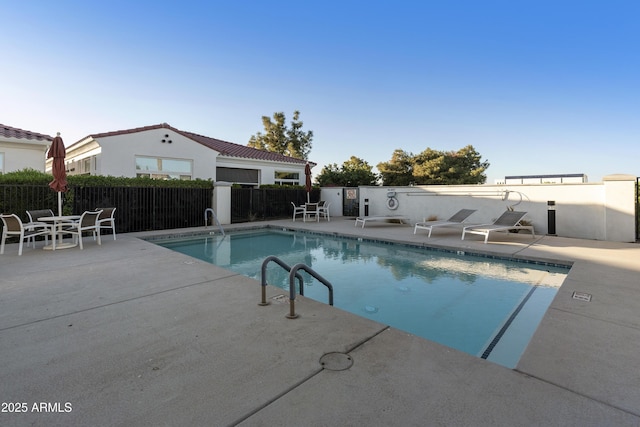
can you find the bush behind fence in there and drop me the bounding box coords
[1,185,211,233]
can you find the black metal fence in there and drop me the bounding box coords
[1,185,211,234]
[231,187,320,223]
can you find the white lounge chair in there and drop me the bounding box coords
[355,215,410,228]
[462,211,535,243]
[414,209,477,237]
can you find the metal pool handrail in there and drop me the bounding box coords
[258,255,334,319]
[204,208,224,235]
[259,255,305,306]
[286,263,334,319]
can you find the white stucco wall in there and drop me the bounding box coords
[95,129,219,179]
[59,127,309,184]
[323,174,636,242]
[0,141,49,173]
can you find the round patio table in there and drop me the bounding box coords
[38,215,81,250]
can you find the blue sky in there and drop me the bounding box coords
[2,0,638,183]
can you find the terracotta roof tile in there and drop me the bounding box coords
[87,123,314,166]
[1,124,53,142]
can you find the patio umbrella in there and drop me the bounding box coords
[304,162,312,203]
[48,132,67,216]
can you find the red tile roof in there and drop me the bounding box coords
[87,123,313,166]
[1,124,53,142]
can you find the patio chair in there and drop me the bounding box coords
[461,211,535,244]
[291,202,305,221]
[64,210,103,250]
[1,214,50,256]
[414,209,477,237]
[318,201,331,222]
[304,203,320,222]
[95,207,117,240]
[25,209,55,246]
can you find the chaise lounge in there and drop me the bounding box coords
[355,215,410,228]
[461,210,535,243]
[414,209,477,237]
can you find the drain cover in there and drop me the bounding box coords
[572,291,592,302]
[319,352,353,371]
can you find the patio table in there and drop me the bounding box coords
[38,215,81,250]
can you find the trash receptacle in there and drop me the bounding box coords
[547,201,556,235]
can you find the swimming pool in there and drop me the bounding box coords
[153,229,568,368]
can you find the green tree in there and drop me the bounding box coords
[378,145,489,185]
[377,149,414,186]
[315,156,379,186]
[248,110,313,160]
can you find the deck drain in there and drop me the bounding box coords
[319,352,353,371]
[572,291,592,302]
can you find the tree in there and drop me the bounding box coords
[315,156,379,187]
[378,145,489,185]
[248,110,313,160]
[376,149,415,186]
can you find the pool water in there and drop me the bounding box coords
[154,229,567,368]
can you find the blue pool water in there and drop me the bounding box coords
[153,229,568,368]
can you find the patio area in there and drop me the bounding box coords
[1,217,639,426]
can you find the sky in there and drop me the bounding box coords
[2,0,639,183]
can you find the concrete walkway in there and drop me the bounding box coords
[1,218,639,426]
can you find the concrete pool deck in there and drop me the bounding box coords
[1,217,639,426]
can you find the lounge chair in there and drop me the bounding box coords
[414,209,477,237]
[95,207,117,240]
[1,214,50,255]
[355,215,410,228]
[462,211,535,243]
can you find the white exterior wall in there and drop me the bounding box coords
[216,157,306,186]
[0,141,49,173]
[325,174,636,242]
[95,129,218,179]
[59,128,308,184]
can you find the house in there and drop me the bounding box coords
[0,124,53,174]
[45,123,314,186]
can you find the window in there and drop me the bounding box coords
[217,167,259,185]
[0,152,4,174]
[135,156,192,180]
[274,171,300,186]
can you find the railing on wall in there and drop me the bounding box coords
[231,187,320,223]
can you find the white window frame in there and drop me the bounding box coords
[135,156,193,180]
[274,171,300,186]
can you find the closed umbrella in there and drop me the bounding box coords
[305,162,312,203]
[48,132,67,216]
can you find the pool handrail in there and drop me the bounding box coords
[204,208,224,235]
[287,263,334,319]
[259,255,305,306]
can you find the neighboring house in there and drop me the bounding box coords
[45,123,314,186]
[495,174,588,185]
[0,124,53,174]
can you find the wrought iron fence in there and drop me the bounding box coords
[1,185,211,234]
[231,187,320,223]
